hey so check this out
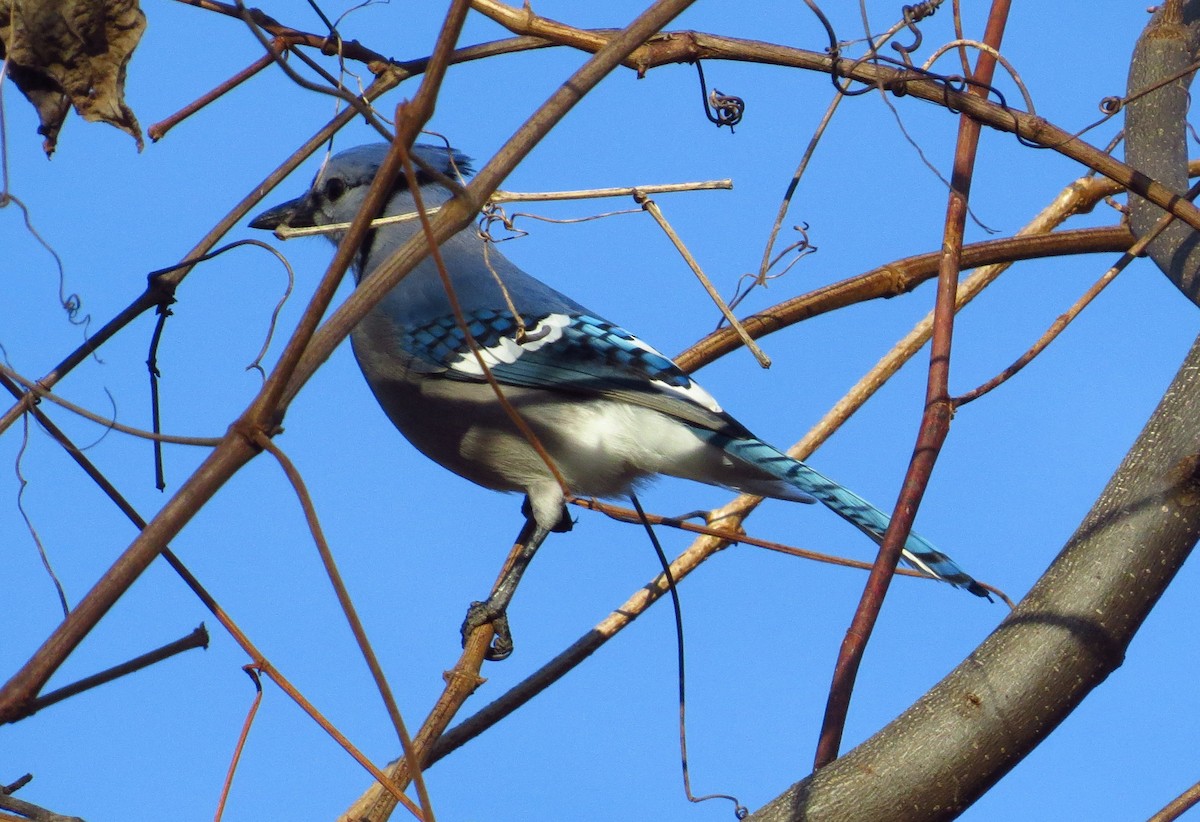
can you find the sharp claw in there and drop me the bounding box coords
[461,600,514,661]
[485,613,513,661]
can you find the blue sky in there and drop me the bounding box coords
[3,2,1198,820]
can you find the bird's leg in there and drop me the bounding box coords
[461,502,565,661]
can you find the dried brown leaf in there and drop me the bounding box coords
[0,0,146,155]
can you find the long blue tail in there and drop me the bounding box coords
[704,432,989,598]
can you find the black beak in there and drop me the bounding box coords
[248,194,318,231]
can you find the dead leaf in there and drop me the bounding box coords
[1,0,147,156]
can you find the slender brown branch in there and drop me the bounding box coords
[19,625,208,719]
[148,46,279,141]
[213,666,265,822]
[0,363,222,446]
[173,0,392,67]
[1149,776,1200,822]
[0,794,83,822]
[578,498,1010,596]
[677,224,1132,373]
[636,193,771,367]
[956,178,1200,407]
[815,1,1012,769]
[758,90,843,281]
[1,776,31,796]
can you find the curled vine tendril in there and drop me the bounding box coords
[695,61,744,130]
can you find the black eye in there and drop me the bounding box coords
[323,177,347,202]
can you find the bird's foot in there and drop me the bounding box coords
[461,600,514,661]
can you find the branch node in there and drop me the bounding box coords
[442,666,486,693]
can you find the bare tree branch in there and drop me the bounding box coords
[1126,0,1200,303]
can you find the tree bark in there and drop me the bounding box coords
[1126,0,1200,302]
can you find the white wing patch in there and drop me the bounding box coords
[622,333,725,415]
[444,311,725,416]
[445,313,571,376]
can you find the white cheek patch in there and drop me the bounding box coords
[446,313,571,376]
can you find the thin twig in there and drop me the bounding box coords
[1148,777,1200,822]
[149,47,280,141]
[0,364,222,446]
[14,414,69,616]
[586,498,1013,602]
[213,666,264,822]
[0,794,83,822]
[491,179,733,202]
[637,193,771,367]
[921,39,1035,112]
[255,433,435,822]
[757,91,842,283]
[272,178,733,238]
[23,626,209,717]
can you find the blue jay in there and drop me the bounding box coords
[251,143,986,657]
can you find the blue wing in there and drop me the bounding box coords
[399,308,750,436]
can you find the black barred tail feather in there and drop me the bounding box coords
[705,432,990,599]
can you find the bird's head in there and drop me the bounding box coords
[248,142,473,235]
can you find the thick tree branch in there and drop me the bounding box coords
[1126,0,1200,304]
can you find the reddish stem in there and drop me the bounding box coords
[814,1,1012,769]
